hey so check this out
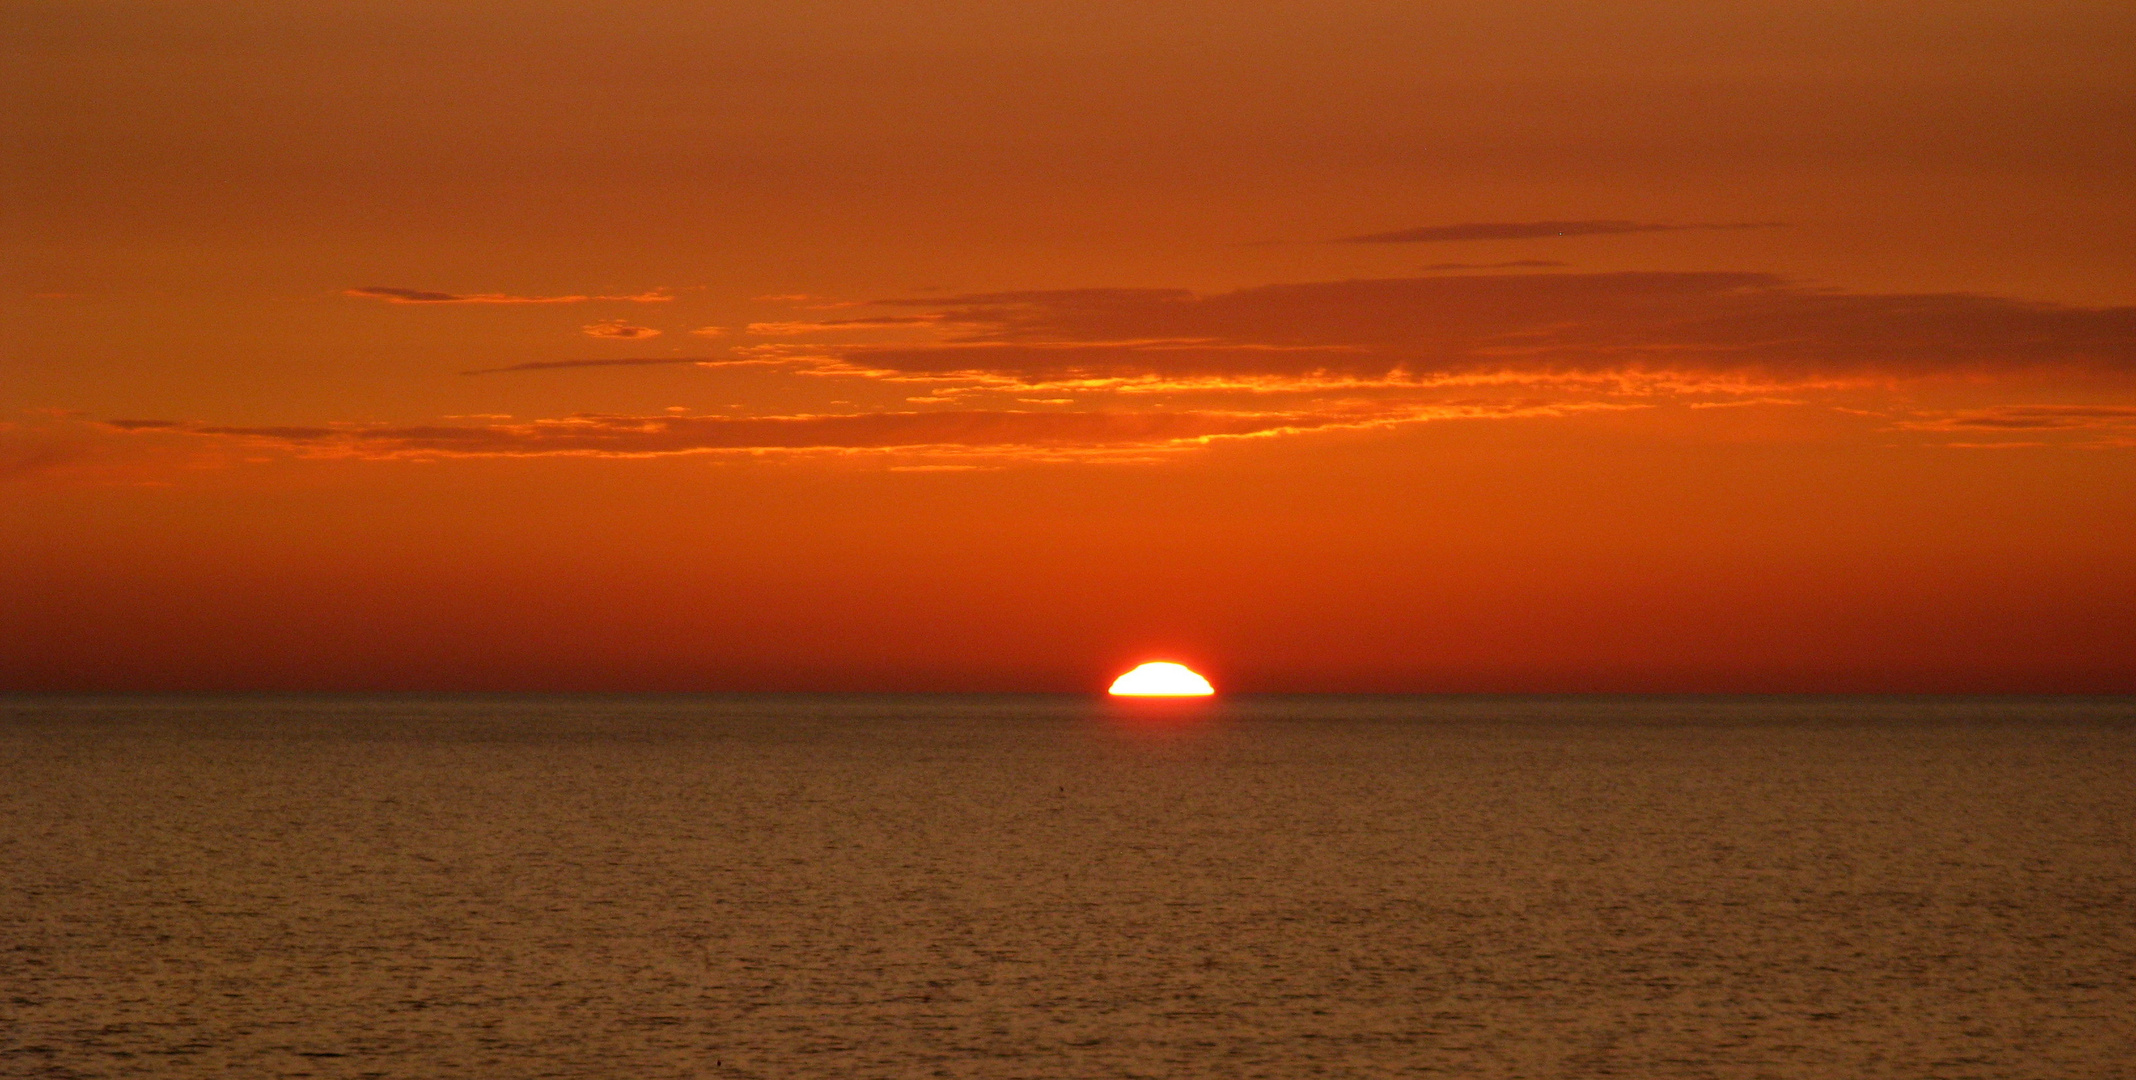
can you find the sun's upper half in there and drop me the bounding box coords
[1108,662,1215,696]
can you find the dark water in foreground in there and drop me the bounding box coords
[3,695,2133,1079]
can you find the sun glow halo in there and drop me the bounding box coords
[1107,662,1215,696]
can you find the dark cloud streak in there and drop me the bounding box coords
[852,272,2136,386]
[1421,260,1568,271]
[461,358,715,376]
[1341,221,1784,243]
[100,409,1408,458]
[346,287,672,305]
[1905,405,2136,430]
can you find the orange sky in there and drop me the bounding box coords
[4,0,2133,691]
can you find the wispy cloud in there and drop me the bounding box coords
[1898,405,2136,431]
[96,271,2136,473]
[108,419,338,440]
[747,316,949,336]
[346,286,673,304]
[1,432,91,481]
[100,402,1609,463]
[583,320,661,340]
[5,415,232,483]
[751,294,868,309]
[460,357,719,376]
[1340,221,1784,244]
[842,273,2136,389]
[1421,260,1568,271]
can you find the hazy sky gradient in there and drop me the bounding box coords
[5,0,2133,690]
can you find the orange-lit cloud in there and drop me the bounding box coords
[346,287,673,304]
[1340,221,1784,243]
[583,320,661,339]
[461,357,716,376]
[56,270,2136,478]
[747,315,950,336]
[102,401,1606,461]
[1899,405,2136,430]
[840,273,2136,388]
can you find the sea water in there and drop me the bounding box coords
[3,694,2132,1078]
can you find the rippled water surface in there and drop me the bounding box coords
[4,695,2134,1078]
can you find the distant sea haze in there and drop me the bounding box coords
[4,694,2132,1078]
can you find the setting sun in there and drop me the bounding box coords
[1108,662,1215,697]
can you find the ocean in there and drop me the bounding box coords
[3,694,2132,1078]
